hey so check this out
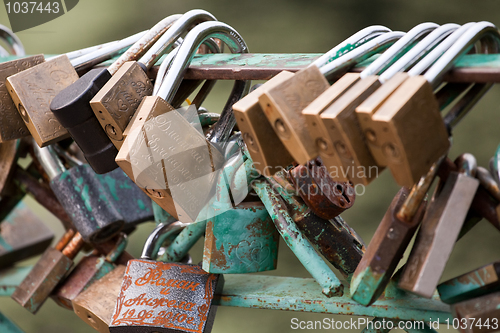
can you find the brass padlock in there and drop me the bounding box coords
[358,22,497,187]
[6,32,145,147]
[117,21,249,222]
[91,10,217,148]
[451,292,500,333]
[109,222,224,333]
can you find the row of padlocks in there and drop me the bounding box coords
[0,9,499,333]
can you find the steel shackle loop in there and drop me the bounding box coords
[425,21,500,88]
[107,13,183,75]
[0,24,25,56]
[139,9,218,70]
[32,140,66,181]
[141,221,188,260]
[319,31,405,78]
[360,22,439,78]
[312,25,392,69]
[157,20,249,103]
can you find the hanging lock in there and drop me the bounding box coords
[233,25,390,176]
[49,15,183,174]
[34,143,125,243]
[398,154,479,298]
[109,222,224,333]
[51,234,128,310]
[11,229,84,313]
[451,292,500,333]
[202,153,279,274]
[116,21,249,222]
[288,157,355,219]
[89,10,217,149]
[6,30,146,147]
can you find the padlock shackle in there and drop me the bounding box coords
[62,40,120,61]
[0,24,25,56]
[379,23,461,83]
[476,166,500,202]
[157,21,248,103]
[319,31,405,78]
[454,153,477,177]
[32,141,66,180]
[70,30,147,71]
[425,21,500,87]
[107,14,183,75]
[139,9,217,70]
[406,23,477,79]
[311,25,391,69]
[360,22,439,78]
[491,146,500,185]
[141,221,187,260]
[0,45,9,57]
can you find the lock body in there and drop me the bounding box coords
[91,61,153,149]
[6,55,77,146]
[258,66,329,165]
[203,201,279,274]
[0,55,44,142]
[109,261,223,333]
[233,71,295,176]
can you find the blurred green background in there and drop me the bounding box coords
[0,0,499,332]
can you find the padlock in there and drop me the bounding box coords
[398,154,480,298]
[11,230,84,313]
[6,31,146,147]
[438,260,500,304]
[109,222,224,333]
[268,171,364,279]
[0,140,19,196]
[451,292,500,333]
[356,23,464,167]
[90,10,217,149]
[307,23,443,184]
[359,22,498,187]
[234,26,390,175]
[34,143,124,243]
[51,234,128,310]
[350,157,438,306]
[116,21,249,222]
[49,15,183,173]
[0,200,54,268]
[288,157,355,219]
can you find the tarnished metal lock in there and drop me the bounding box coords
[90,10,217,149]
[109,222,224,333]
[438,260,500,304]
[452,292,500,333]
[50,15,182,173]
[73,265,128,333]
[203,201,279,274]
[0,200,54,268]
[233,72,296,176]
[359,22,497,187]
[51,234,128,310]
[116,21,249,222]
[288,157,355,219]
[398,154,480,298]
[34,144,125,243]
[6,31,146,147]
[0,140,19,196]
[350,157,437,306]
[11,230,84,313]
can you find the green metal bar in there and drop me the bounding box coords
[214,275,452,323]
[0,266,32,296]
[253,180,343,297]
[0,312,24,333]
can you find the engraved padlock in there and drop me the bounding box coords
[6,30,146,147]
[109,222,224,333]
